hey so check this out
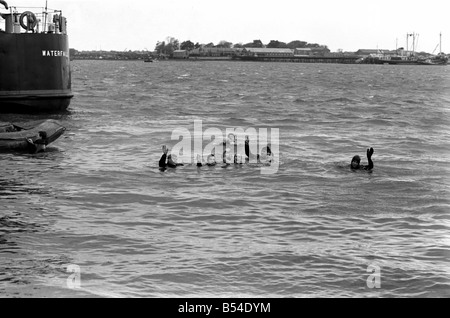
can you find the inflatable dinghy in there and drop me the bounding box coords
[0,119,66,151]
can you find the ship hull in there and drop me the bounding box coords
[363,56,448,65]
[0,33,73,113]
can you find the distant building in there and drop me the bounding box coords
[294,48,313,56]
[355,49,397,57]
[241,48,294,58]
[295,47,330,56]
[172,50,189,59]
[189,47,240,57]
[313,46,330,56]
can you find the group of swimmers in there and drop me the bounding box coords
[23,130,374,171]
[159,134,273,171]
[159,133,374,171]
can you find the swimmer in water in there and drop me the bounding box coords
[196,153,217,167]
[168,154,184,168]
[221,141,234,168]
[25,131,48,154]
[351,147,374,171]
[222,141,229,164]
[245,135,256,161]
[245,135,266,163]
[234,154,244,165]
[221,154,243,168]
[159,145,183,170]
[206,154,217,166]
[258,145,273,164]
[158,145,169,169]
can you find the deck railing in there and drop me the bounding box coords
[0,6,66,34]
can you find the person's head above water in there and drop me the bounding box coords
[207,154,216,165]
[351,155,361,169]
[350,148,374,170]
[260,145,273,158]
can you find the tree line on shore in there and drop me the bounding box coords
[70,37,329,60]
[154,37,328,56]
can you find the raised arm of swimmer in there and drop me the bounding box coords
[159,145,169,168]
[366,147,374,170]
[351,147,374,171]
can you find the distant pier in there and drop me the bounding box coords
[233,55,360,64]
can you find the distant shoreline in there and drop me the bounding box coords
[71,56,360,64]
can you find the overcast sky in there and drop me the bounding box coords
[5,0,449,52]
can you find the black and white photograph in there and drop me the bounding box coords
[0,0,449,301]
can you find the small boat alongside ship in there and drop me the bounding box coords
[0,119,66,151]
[0,1,73,113]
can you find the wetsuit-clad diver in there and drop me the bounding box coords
[167,155,184,168]
[159,145,184,170]
[351,147,374,171]
[25,131,48,154]
[168,154,184,168]
[158,145,169,169]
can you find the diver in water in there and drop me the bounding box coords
[196,154,217,167]
[25,131,48,154]
[351,147,374,171]
[222,141,230,164]
[159,145,184,170]
[244,135,273,164]
[257,145,273,164]
[167,154,184,168]
[206,154,217,167]
[158,145,169,169]
[221,140,238,168]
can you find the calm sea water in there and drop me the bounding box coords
[0,60,449,298]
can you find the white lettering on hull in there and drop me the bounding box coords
[42,50,69,57]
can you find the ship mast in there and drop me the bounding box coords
[43,0,48,33]
[406,33,414,57]
[406,34,409,57]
